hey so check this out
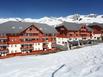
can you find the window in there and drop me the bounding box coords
[29,28,32,31]
[11,50,13,53]
[9,45,11,47]
[15,50,17,53]
[1,40,4,42]
[35,43,37,46]
[46,38,48,40]
[15,39,17,41]
[38,48,40,50]
[76,34,78,36]
[60,28,65,30]
[33,33,38,36]
[11,39,14,42]
[62,42,64,44]
[69,34,72,36]
[97,37,100,40]
[82,38,86,40]
[38,43,40,45]
[48,34,52,36]
[75,38,77,40]
[11,45,13,47]
[45,34,48,36]
[36,38,39,40]
[0,34,6,36]
[15,45,17,47]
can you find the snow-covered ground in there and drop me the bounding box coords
[0,43,103,77]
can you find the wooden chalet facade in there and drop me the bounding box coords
[0,21,57,57]
[0,21,103,58]
[88,23,103,41]
[55,22,92,46]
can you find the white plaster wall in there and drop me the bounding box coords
[68,38,78,41]
[47,42,52,49]
[56,37,92,46]
[8,44,21,53]
[33,43,43,50]
[92,34,101,40]
[77,38,82,40]
[68,38,81,41]
[56,37,68,45]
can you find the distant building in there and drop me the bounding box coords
[88,23,103,41]
[55,22,92,46]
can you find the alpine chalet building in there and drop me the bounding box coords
[0,21,57,56]
[55,22,92,46]
[88,23,103,41]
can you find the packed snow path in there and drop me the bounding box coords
[0,43,103,77]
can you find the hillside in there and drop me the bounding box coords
[0,43,103,77]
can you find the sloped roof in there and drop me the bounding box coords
[57,22,92,31]
[88,23,103,28]
[0,21,57,34]
[61,22,81,30]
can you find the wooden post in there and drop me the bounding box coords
[67,41,71,50]
[78,40,80,46]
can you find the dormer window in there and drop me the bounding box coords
[60,28,64,30]
[29,28,32,31]
[12,26,15,29]
[45,34,48,36]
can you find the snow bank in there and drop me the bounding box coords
[0,43,103,77]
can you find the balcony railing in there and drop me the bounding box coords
[56,35,67,38]
[0,42,8,46]
[0,36,7,39]
[0,49,8,53]
[0,42,7,44]
[21,46,33,50]
[20,40,44,44]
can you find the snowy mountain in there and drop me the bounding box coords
[0,43,103,77]
[0,14,103,26]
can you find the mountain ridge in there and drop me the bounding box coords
[0,14,103,26]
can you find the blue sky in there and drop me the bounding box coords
[0,0,102,18]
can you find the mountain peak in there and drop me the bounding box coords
[0,14,103,26]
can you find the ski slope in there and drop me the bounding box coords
[0,43,103,77]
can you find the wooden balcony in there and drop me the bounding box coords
[0,36,7,39]
[21,46,33,50]
[0,42,7,44]
[20,41,34,44]
[20,39,44,44]
[0,42,8,46]
[52,43,56,47]
[43,45,48,49]
[0,49,8,53]
[56,35,67,38]
[19,36,42,39]
[8,41,20,44]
